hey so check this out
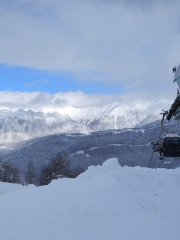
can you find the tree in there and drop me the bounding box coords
[39,152,70,186]
[25,162,35,185]
[0,158,3,181]
[68,166,84,178]
[0,160,21,184]
[39,152,85,186]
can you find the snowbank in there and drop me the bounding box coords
[0,181,23,195]
[0,158,180,240]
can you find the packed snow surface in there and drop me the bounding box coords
[1,158,180,240]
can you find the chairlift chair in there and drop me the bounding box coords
[158,133,180,159]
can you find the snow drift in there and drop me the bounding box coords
[0,158,180,240]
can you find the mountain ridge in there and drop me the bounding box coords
[0,100,171,143]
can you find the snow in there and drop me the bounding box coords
[0,145,13,150]
[0,158,180,240]
[148,99,171,114]
[0,182,23,195]
[76,150,84,154]
[140,129,145,134]
[55,105,111,121]
[71,150,85,156]
[122,128,137,132]
[0,145,6,149]
[0,100,173,144]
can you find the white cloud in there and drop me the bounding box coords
[24,80,39,87]
[24,79,49,87]
[42,80,49,84]
[0,90,174,112]
[0,0,180,94]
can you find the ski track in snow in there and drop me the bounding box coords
[0,158,180,240]
[70,143,149,156]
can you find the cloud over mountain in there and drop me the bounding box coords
[0,90,172,112]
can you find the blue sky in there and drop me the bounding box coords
[0,0,180,109]
[0,64,124,94]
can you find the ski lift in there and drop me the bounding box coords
[151,65,180,160]
[174,65,180,87]
[158,133,180,159]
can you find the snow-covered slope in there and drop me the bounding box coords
[87,104,149,131]
[0,100,171,143]
[148,99,172,114]
[0,109,91,143]
[0,158,180,240]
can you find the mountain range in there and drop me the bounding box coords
[0,118,179,182]
[0,99,171,144]
[0,97,179,185]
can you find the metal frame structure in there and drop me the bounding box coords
[151,65,180,160]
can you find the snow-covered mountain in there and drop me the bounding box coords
[0,109,91,143]
[148,99,172,114]
[1,119,179,183]
[86,104,149,131]
[1,158,180,240]
[0,100,171,143]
